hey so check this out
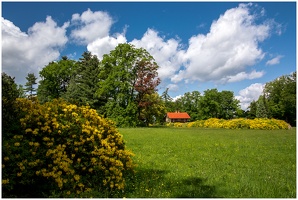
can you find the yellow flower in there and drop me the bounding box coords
[32,129,39,135]
[17,172,22,177]
[66,191,71,195]
[2,179,9,185]
[4,157,9,161]
[14,142,20,147]
[74,174,80,181]
[91,157,97,165]
[25,128,32,133]
[77,158,81,163]
[78,183,84,188]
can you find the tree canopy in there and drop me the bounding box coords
[11,43,295,127]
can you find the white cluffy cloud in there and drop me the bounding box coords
[222,70,265,83]
[266,55,284,65]
[70,8,113,45]
[235,83,265,110]
[2,3,281,89]
[131,28,185,81]
[172,3,270,84]
[87,33,127,59]
[2,16,68,84]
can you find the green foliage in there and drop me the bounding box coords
[264,72,296,126]
[2,72,23,140]
[256,95,268,118]
[24,73,37,97]
[2,98,135,198]
[37,57,77,103]
[63,52,102,108]
[97,43,161,127]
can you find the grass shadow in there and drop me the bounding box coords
[174,177,218,198]
[124,168,218,198]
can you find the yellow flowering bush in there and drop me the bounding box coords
[2,98,135,197]
[177,118,291,130]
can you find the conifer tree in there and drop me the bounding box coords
[24,73,37,97]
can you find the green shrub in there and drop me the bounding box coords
[2,98,135,197]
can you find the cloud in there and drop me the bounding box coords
[167,83,179,92]
[87,33,127,59]
[2,16,68,84]
[235,83,265,110]
[130,28,185,81]
[70,8,113,44]
[266,55,284,65]
[222,70,265,83]
[172,3,271,84]
[172,94,183,102]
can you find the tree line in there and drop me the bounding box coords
[3,43,296,126]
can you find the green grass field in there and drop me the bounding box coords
[118,127,296,198]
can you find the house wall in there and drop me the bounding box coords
[166,117,189,123]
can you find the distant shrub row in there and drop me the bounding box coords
[167,118,291,130]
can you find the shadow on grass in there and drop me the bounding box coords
[174,177,217,198]
[124,168,218,198]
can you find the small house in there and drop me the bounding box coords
[166,112,191,123]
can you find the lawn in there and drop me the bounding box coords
[118,127,296,198]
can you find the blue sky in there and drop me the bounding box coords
[2,2,296,110]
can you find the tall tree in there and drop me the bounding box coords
[63,51,102,108]
[247,100,257,119]
[161,88,173,111]
[263,72,296,125]
[218,90,240,119]
[256,95,268,118]
[24,73,37,97]
[200,89,221,119]
[37,57,77,103]
[97,43,161,126]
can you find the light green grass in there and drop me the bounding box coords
[119,127,296,198]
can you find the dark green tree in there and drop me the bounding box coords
[247,100,257,119]
[218,90,240,119]
[200,89,221,119]
[256,95,268,118]
[263,72,296,125]
[2,73,22,140]
[24,73,37,97]
[37,56,77,103]
[63,51,102,108]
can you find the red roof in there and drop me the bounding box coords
[167,112,190,119]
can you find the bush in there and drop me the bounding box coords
[2,98,135,197]
[167,118,290,130]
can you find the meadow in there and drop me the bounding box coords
[119,127,296,198]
